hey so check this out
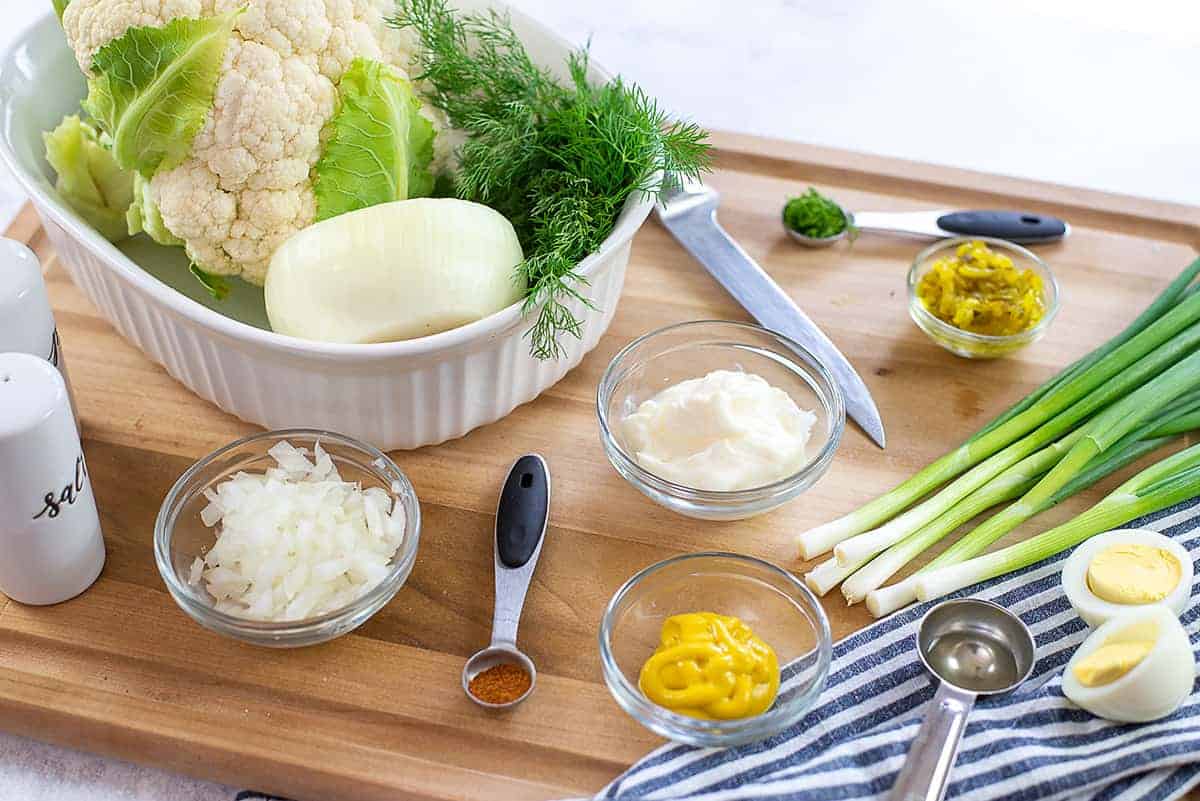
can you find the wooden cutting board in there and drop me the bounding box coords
[2,132,1198,801]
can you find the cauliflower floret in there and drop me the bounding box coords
[63,0,214,69]
[317,0,389,80]
[61,0,450,286]
[215,0,332,64]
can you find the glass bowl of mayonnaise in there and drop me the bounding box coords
[597,320,845,520]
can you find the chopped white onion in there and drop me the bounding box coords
[187,440,406,621]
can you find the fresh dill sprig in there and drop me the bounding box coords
[390,0,712,358]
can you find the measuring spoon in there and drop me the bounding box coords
[462,454,551,709]
[786,205,1069,247]
[889,599,1036,801]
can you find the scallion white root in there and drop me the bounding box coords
[866,578,919,619]
[805,556,868,597]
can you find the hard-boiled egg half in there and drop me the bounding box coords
[1062,605,1194,723]
[1061,529,1192,628]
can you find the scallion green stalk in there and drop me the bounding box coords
[914,442,1200,603]
[976,258,1200,438]
[856,393,1200,615]
[861,435,1173,617]
[797,259,1200,560]
[839,429,1086,603]
[922,349,1200,572]
[826,320,1200,566]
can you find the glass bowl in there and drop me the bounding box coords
[907,236,1060,359]
[154,429,421,648]
[599,552,832,747]
[596,320,845,520]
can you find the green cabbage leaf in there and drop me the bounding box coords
[43,115,135,242]
[83,11,237,176]
[313,57,436,222]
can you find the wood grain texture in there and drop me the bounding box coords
[2,135,1198,801]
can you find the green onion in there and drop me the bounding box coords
[839,431,1079,604]
[854,391,1200,614]
[922,349,1200,572]
[976,257,1200,439]
[862,433,1178,616]
[798,259,1200,561]
[914,442,1200,603]
[826,318,1200,567]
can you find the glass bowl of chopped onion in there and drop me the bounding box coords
[908,237,1061,359]
[154,429,421,648]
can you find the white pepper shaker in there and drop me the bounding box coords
[0,237,76,418]
[0,353,105,605]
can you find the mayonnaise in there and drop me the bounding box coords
[619,370,817,492]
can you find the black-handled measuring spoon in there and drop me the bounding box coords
[786,202,1069,247]
[462,454,550,709]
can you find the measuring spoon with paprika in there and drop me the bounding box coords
[463,454,550,710]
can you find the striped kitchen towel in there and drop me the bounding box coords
[598,498,1200,801]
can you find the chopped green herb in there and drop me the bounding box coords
[783,187,848,240]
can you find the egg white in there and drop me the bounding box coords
[1062,605,1194,723]
[1061,528,1193,628]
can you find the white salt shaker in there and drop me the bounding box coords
[0,237,76,417]
[0,353,105,605]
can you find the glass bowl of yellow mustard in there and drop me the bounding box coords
[908,237,1060,359]
[599,552,832,746]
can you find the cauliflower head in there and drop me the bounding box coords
[58,0,452,285]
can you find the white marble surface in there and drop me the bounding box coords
[0,2,1197,799]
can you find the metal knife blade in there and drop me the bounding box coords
[655,180,886,449]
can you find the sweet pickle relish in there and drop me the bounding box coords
[638,612,779,720]
[916,240,1046,337]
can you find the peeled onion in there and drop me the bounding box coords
[265,198,526,344]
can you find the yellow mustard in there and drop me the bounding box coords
[638,612,779,720]
[1087,544,1182,605]
[916,240,1045,337]
[1073,640,1154,687]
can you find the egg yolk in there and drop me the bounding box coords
[1087,544,1181,605]
[1072,640,1154,687]
[638,612,779,720]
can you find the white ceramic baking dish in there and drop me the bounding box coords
[0,5,650,450]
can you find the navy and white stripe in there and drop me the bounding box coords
[598,498,1200,801]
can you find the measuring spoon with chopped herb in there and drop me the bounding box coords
[782,187,1069,247]
[783,188,853,246]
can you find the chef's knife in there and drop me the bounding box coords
[655,177,886,449]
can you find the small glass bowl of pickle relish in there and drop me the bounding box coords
[908,237,1060,359]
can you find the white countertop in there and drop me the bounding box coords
[1,2,1197,799]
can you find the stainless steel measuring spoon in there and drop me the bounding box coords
[786,204,1069,247]
[462,454,550,710]
[889,598,1036,801]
